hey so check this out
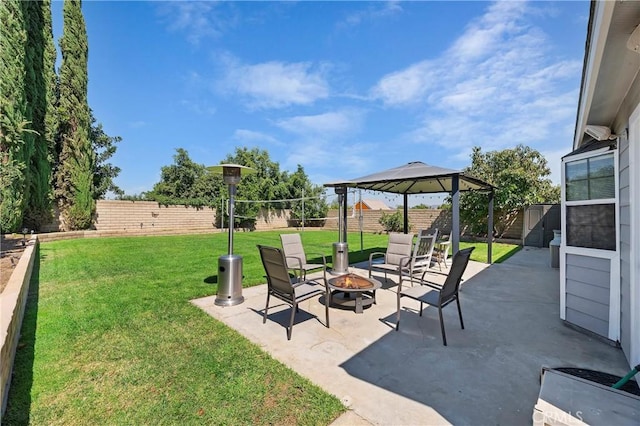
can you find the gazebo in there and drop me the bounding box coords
[324,161,496,263]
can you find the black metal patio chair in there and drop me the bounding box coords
[258,244,330,340]
[395,247,475,345]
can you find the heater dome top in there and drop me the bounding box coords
[206,163,256,175]
[207,164,256,184]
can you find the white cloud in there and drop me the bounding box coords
[157,2,234,44]
[219,59,330,109]
[370,0,582,184]
[233,129,283,146]
[369,62,435,105]
[338,1,403,28]
[275,109,364,136]
[284,138,375,179]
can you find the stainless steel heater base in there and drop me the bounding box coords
[215,254,244,306]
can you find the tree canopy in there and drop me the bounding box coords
[460,144,560,236]
[1,0,121,233]
[145,147,328,228]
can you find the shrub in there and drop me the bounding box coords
[379,211,406,233]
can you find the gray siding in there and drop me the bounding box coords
[565,254,610,337]
[618,125,631,356]
[612,68,638,362]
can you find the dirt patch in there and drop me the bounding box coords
[1,236,28,294]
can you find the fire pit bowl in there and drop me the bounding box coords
[330,273,374,289]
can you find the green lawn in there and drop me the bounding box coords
[4,231,518,424]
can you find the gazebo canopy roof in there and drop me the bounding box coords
[324,161,493,194]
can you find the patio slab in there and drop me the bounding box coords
[192,247,632,425]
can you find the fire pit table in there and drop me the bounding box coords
[328,273,381,314]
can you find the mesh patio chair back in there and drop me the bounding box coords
[280,233,325,279]
[384,233,415,265]
[439,247,474,302]
[259,244,296,299]
[396,246,475,345]
[257,245,329,340]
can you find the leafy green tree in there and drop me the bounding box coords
[286,165,328,227]
[55,0,94,230]
[148,147,326,230]
[219,147,289,227]
[0,0,29,232]
[148,148,215,206]
[412,203,430,209]
[90,111,123,198]
[460,145,560,236]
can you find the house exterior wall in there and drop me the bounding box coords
[565,254,611,337]
[612,71,640,365]
[618,128,631,359]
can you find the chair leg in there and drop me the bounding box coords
[287,302,297,340]
[395,294,401,330]
[438,306,447,346]
[456,297,464,330]
[263,293,270,324]
[419,301,423,316]
[325,293,330,328]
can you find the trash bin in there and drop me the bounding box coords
[549,230,561,269]
[332,242,349,274]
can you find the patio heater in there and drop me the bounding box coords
[208,164,255,306]
[332,186,349,273]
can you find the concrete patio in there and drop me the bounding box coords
[192,247,632,425]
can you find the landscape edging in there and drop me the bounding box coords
[0,235,37,417]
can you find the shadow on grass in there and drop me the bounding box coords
[494,245,522,263]
[203,276,218,284]
[2,245,40,425]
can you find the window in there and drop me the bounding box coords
[566,154,615,201]
[566,204,616,250]
[564,152,616,251]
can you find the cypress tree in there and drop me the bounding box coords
[0,0,29,233]
[55,0,94,230]
[23,0,56,230]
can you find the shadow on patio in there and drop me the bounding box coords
[193,247,630,425]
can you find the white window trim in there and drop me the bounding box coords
[629,103,640,365]
[565,199,616,207]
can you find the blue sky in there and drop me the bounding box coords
[52,1,589,205]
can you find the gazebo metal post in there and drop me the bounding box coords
[403,193,409,234]
[452,174,460,254]
[488,190,494,264]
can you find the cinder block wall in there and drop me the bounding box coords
[91,201,293,233]
[40,201,523,240]
[322,209,452,234]
[94,200,217,232]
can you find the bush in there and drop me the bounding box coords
[379,211,406,233]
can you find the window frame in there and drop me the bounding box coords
[562,146,619,253]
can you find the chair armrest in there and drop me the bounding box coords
[398,255,412,269]
[309,253,328,267]
[285,255,304,278]
[368,252,386,264]
[419,270,444,289]
[435,240,452,251]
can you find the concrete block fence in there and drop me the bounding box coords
[39,200,524,241]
